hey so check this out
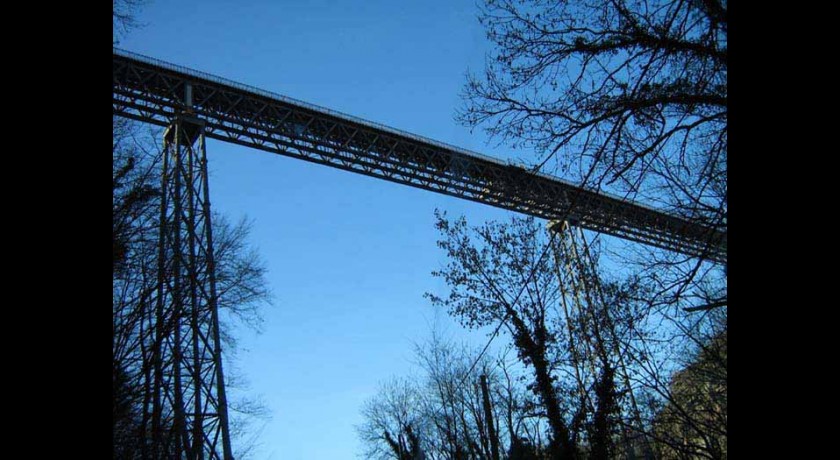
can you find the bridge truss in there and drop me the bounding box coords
[113,49,726,262]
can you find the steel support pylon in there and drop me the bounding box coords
[547,221,653,459]
[149,114,233,459]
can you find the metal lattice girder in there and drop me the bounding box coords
[113,48,726,263]
[151,116,233,460]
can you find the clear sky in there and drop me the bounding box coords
[118,1,535,458]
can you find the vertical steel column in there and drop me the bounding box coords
[150,113,233,459]
[546,221,651,458]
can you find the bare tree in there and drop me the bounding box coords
[461,0,726,220]
[429,212,590,459]
[460,0,727,314]
[113,0,147,43]
[456,4,728,455]
[413,334,507,460]
[358,378,427,460]
[426,208,730,459]
[358,333,558,460]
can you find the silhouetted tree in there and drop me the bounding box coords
[359,335,553,460]
[508,436,542,460]
[588,365,618,460]
[426,209,731,459]
[358,378,426,460]
[461,0,726,227]
[461,0,726,322]
[113,0,146,43]
[429,213,587,459]
[457,2,728,455]
[113,360,142,459]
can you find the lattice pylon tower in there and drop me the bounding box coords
[149,114,234,459]
[547,220,652,458]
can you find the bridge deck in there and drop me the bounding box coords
[113,48,726,262]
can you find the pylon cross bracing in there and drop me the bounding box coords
[149,113,233,460]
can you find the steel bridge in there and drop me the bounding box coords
[112,48,726,459]
[113,48,726,262]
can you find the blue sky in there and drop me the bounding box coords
[117,1,536,458]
